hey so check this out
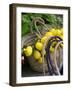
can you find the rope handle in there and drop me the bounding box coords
[54,41,63,75]
[42,36,63,75]
[30,17,48,39]
[42,36,52,75]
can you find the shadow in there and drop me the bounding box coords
[5,82,9,85]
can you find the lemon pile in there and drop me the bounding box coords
[23,28,63,64]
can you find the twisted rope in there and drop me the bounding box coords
[30,17,48,39]
[42,36,53,75]
[42,36,63,75]
[54,41,63,75]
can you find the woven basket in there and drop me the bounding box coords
[22,32,48,73]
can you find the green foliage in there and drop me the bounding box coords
[21,13,63,37]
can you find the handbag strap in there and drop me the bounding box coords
[42,36,53,75]
[54,41,63,75]
[30,17,48,39]
[42,36,63,75]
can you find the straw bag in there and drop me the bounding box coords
[21,17,63,75]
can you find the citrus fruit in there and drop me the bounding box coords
[52,41,57,47]
[50,46,54,52]
[35,42,43,51]
[60,43,63,47]
[56,29,61,36]
[51,28,57,36]
[38,57,43,64]
[60,35,63,40]
[45,32,53,37]
[41,36,47,44]
[34,50,41,60]
[23,46,32,56]
[61,28,63,35]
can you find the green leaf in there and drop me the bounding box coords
[22,14,31,23]
[22,22,30,36]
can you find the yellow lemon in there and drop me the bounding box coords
[34,50,41,60]
[38,57,43,64]
[56,29,61,36]
[52,41,57,47]
[60,28,63,35]
[60,35,63,40]
[35,42,43,51]
[41,36,47,44]
[24,46,32,56]
[50,28,57,36]
[60,43,63,47]
[50,46,54,53]
[45,32,53,37]
[50,28,55,31]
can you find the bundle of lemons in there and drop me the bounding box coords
[23,28,63,64]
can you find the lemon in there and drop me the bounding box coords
[23,46,32,56]
[56,29,61,36]
[60,43,63,47]
[45,32,53,37]
[34,50,41,60]
[35,42,43,51]
[38,57,43,64]
[52,41,57,47]
[50,28,55,31]
[41,36,47,44]
[51,29,57,36]
[60,35,63,40]
[50,46,54,52]
[61,28,63,31]
[60,28,63,35]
